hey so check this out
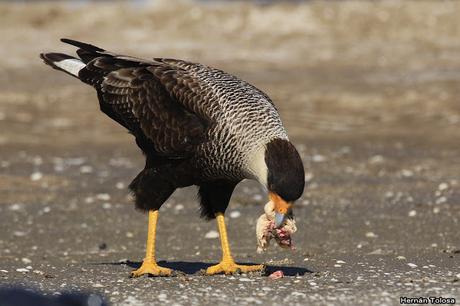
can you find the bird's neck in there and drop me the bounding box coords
[245,144,268,188]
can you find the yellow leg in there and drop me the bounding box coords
[130,210,172,277]
[206,213,264,275]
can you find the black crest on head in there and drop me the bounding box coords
[265,138,305,201]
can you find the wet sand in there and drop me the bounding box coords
[0,1,459,305]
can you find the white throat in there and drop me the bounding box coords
[246,145,268,188]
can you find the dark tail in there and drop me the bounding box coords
[40,38,109,77]
[60,38,105,53]
[41,38,147,85]
[60,38,109,63]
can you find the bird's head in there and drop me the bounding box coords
[250,138,305,228]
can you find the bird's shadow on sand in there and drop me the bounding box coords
[96,260,313,276]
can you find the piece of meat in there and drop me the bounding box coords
[256,201,297,253]
[269,270,284,280]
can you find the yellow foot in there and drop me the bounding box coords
[130,261,172,277]
[206,260,264,275]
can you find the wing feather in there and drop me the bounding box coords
[56,39,211,158]
[100,65,209,157]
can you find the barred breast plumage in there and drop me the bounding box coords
[175,61,289,181]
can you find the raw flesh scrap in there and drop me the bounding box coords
[256,201,297,253]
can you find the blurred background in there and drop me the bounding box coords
[1,0,459,143]
[0,1,459,305]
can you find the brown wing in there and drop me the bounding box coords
[51,38,211,158]
[100,65,209,157]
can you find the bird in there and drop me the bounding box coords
[40,39,305,277]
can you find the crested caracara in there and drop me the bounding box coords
[40,39,305,276]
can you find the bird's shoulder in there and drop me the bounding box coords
[93,57,214,158]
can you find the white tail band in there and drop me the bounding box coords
[54,59,85,77]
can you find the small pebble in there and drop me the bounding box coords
[385,191,394,198]
[396,256,406,260]
[174,204,184,211]
[13,231,27,237]
[16,268,29,273]
[244,297,261,304]
[305,172,314,182]
[9,203,23,211]
[368,249,384,255]
[204,230,219,239]
[54,164,64,172]
[366,232,378,238]
[80,165,93,174]
[438,183,449,191]
[115,182,125,189]
[96,193,111,201]
[408,210,416,217]
[401,169,413,177]
[301,199,310,206]
[312,154,326,162]
[369,155,384,164]
[102,203,112,209]
[30,172,43,181]
[261,287,272,291]
[125,232,133,238]
[158,293,167,299]
[21,258,32,264]
[435,197,447,204]
[407,263,417,268]
[229,211,241,218]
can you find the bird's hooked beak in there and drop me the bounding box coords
[269,192,292,228]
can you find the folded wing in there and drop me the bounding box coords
[43,39,211,158]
